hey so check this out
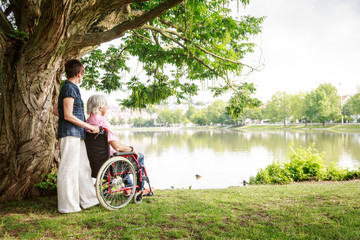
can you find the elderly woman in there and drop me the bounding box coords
[86,94,153,194]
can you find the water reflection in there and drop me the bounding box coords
[115,130,360,189]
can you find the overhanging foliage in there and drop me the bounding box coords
[80,0,264,119]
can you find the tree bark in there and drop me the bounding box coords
[0,39,63,202]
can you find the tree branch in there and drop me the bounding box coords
[24,1,71,64]
[158,18,185,33]
[132,29,178,51]
[68,0,127,35]
[151,30,160,46]
[67,0,183,50]
[132,29,177,50]
[0,8,13,35]
[132,29,154,43]
[8,0,41,34]
[140,26,234,88]
[68,0,149,35]
[8,0,21,28]
[4,4,14,17]
[74,0,148,18]
[142,25,258,72]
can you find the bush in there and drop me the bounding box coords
[285,144,326,181]
[249,161,292,184]
[249,144,360,185]
[326,162,349,181]
[35,168,57,191]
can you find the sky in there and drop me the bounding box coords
[88,0,360,105]
[238,0,360,101]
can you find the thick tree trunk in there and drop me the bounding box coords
[0,42,62,203]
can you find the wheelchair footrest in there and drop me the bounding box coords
[143,192,154,197]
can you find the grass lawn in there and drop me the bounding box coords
[1,180,360,239]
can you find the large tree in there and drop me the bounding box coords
[303,83,340,126]
[288,92,306,123]
[345,90,360,116]
[0,0,263,202]
[263,91,290,126]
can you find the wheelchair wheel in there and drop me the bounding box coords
[95,157,136,210]
[134,192,143,204]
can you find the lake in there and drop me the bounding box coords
[115,129,360,190]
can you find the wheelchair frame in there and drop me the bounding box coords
[85,127,153,210]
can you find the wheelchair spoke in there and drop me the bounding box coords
[96,157,136,210]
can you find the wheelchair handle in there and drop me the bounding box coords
[94,126,105,139]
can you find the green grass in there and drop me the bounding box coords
[2,181,360,239]
[327,124,360,130]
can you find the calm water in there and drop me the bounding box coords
[115,129,360,190]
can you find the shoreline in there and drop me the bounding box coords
[112,123,360,132]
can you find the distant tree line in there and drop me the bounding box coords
[112,83,360,127]
[127,100,236,127]
[252,83,360,126]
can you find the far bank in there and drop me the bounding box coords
[112,123,360,132]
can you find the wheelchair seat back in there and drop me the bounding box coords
[85,129,110,178]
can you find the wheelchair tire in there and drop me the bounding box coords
[134,192,143,204]
[95,156,137,210]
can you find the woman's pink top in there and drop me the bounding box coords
[86,113,118,155]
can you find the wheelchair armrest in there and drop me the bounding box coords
[113,151,135,156]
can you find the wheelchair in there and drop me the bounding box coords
[85,127,153,210]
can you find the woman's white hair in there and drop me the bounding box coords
[87,94,107,115]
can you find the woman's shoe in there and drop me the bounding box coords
[142,187,155,196]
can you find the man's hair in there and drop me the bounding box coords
[65,59,84,79]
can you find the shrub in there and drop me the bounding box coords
[35,168,57,191]
[326,162,349,181]
[249,161,292,184]
[249,143,360,185]
[285,144,327,181]
[344,170,360,180]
